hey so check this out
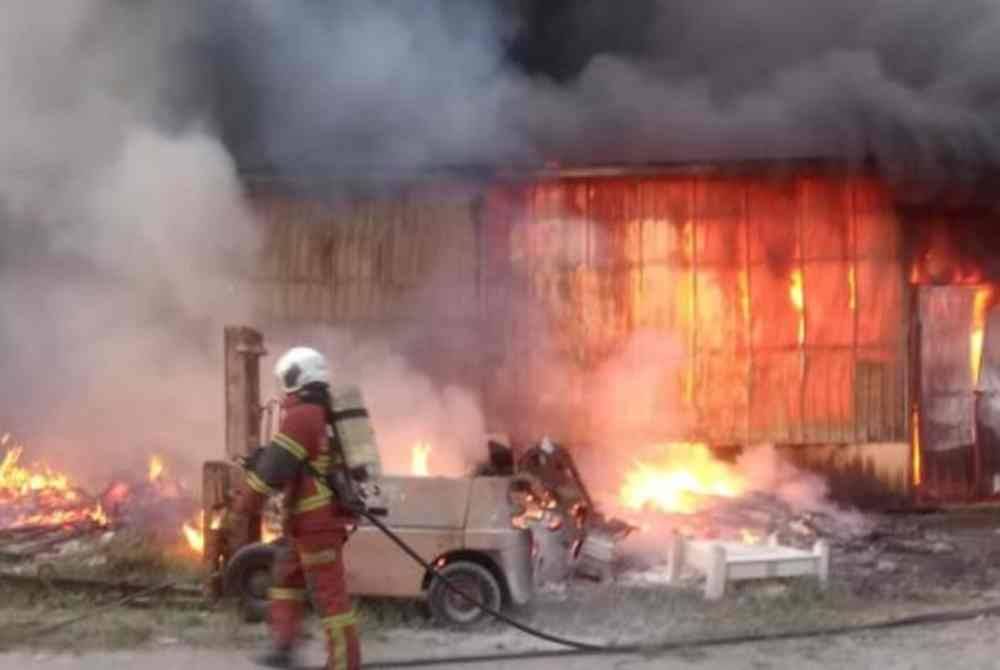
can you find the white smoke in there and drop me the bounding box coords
[261,329,487,478]
[0,1,257,482]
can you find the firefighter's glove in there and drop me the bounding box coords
[236,447,265,471]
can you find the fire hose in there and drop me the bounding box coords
[353,504,605,652]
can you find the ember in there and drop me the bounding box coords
[411,442,432,477]
[619,443,745,515]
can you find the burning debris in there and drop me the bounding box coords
[0,434,199,567]
[0,435,107,531]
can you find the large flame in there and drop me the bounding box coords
[619,443,746,514]
[411,442,432,477]
[0,435,108,528]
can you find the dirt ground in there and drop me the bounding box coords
[2,509,1000,668]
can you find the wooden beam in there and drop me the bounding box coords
[224,326,266,462]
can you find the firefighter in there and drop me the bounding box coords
[227,346,361,670]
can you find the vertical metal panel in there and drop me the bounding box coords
[919,287,975,451]
[488,172,906,446]
[247,191,478,325]
[977,308,1000,495]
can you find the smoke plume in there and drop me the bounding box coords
[211,0,1000,176]
[6,0,1000,485]
[0,1,257,481]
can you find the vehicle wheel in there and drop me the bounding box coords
[225,542,278,623]
[427,561,502,628]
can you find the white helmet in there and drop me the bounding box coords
[274,347,330,394]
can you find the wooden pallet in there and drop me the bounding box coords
[668,532,830,600]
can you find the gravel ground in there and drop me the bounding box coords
[3,615,1000,669]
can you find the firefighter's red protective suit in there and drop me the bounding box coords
[234,392,360,670]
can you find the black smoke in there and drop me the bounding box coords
[204,0,1000,177]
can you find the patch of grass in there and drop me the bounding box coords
[99,529,202,582]
[39,528,203,586]
[0,602,267,653]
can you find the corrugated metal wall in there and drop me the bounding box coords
[484,172,908,446]
[243,170,909,448]
[248,191,480,324]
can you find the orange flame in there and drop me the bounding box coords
[262,522,281,544]
[971,287,994,385]
[911,408,922,488]
[1,438,107,528]
[183,509,279,554]
[411,443,432,477]
[148,455,164,483]
[182,513,204,553]
[619,443,745,514]
[848,267,857,311]
[790,269,805,345]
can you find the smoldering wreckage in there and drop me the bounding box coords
[7,162,1000,660]
[10,2,1000,662]
[4,271,1000,631]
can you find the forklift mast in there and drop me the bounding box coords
[202,326,267,598]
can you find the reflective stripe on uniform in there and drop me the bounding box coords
[322,610,357,630]
[330,627,346,670]
[246,471,277,496]
[273,433,308,461]
[294,489,333,514]
[300,548,338,567]
[293,469,334,514]
[323,610,357,670]
[268,587,307,601]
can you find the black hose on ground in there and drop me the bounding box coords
[354,507,1000,668]
[356,507,605,652]
[360,602,1000,668]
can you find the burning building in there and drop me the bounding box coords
[235,159,1000,507]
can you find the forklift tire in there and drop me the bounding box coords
[225,542,278,623]
[427,561,502,628]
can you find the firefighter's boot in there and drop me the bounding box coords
[256,644,296,669]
